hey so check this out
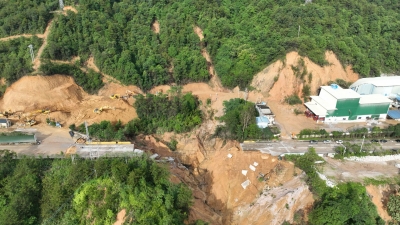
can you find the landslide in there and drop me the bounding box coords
[252,51,359,101]
[143,129,314,224]
[251,51,359,137]
[0,75,138,126]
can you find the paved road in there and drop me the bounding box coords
[241,140,400,156]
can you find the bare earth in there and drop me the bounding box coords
[151,20,160,34]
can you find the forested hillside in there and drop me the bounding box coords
[1,0,400,90]
[0,37,42,84]
[0,150,194,225]
[40,0,400,90]
[0,0,56,37]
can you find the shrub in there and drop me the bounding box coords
[284,94,302,105]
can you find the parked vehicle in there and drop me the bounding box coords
[309,140,318,144]
[336,140,343,144]
[371,140,379,143]
[395,139,400,143]
[323,140,331,144]
[380,139,388,143]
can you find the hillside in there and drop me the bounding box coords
[41,0,400,91]
[1,1,400,225]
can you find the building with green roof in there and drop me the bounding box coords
[305,84,392,123]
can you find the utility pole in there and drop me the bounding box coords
[85,121,91,143]
[28,44,35,62]
[341,143,347,156]
[360,135,365,152]
[59,0,64,11]
[298,25,300,38]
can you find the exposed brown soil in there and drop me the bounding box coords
[63,6,78,14]
[366,185,392,222]
[193,26,225,92]
[251,51,359,137]
[33,20,54,71]
[0,75,138,126]
[151,20,160,34]
[113,209,126,225]
[159,135,314,225]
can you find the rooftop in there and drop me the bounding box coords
[359,94,392,104]
[321,85,360,99]
[304,102,327,116]
[0,134,36,143]
[388,110,400,119]
[310,96,337,110]
[350,76,400,88]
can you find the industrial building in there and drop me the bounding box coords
[349,76,400,97]
[0,118,11,128]
[255,102,275,128]
[305,84,392,123]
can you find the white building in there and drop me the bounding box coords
[349,76,400,97]
[255,103,275,128]
[305,84,392,123]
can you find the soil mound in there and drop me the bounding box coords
[0,75,137,126]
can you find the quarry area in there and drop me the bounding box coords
[1,6,400,225]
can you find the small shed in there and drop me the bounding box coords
[387,110,400,121]
[0,118,11,128]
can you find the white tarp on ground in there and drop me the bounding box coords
[346,155,400,162]
[253,162,258,167]
[242,170,248,176]
[249,165,256,171]
[227,153,233,158]
[317,172,335,187]
[241,180,250,189]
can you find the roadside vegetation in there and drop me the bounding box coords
[285,148,385,224]
[214,98,276,141]
[298,124,400,140]
[0,150,194,224]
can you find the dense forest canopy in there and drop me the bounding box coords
[0,150,193,225]
[1,0,400,90]
[0,37,42,85]
[0,0,56,38]
[39,0,400,90]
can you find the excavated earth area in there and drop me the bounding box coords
[0,75,138,126]
[163,136,314,224]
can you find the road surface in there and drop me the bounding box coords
[241,140,400,156]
